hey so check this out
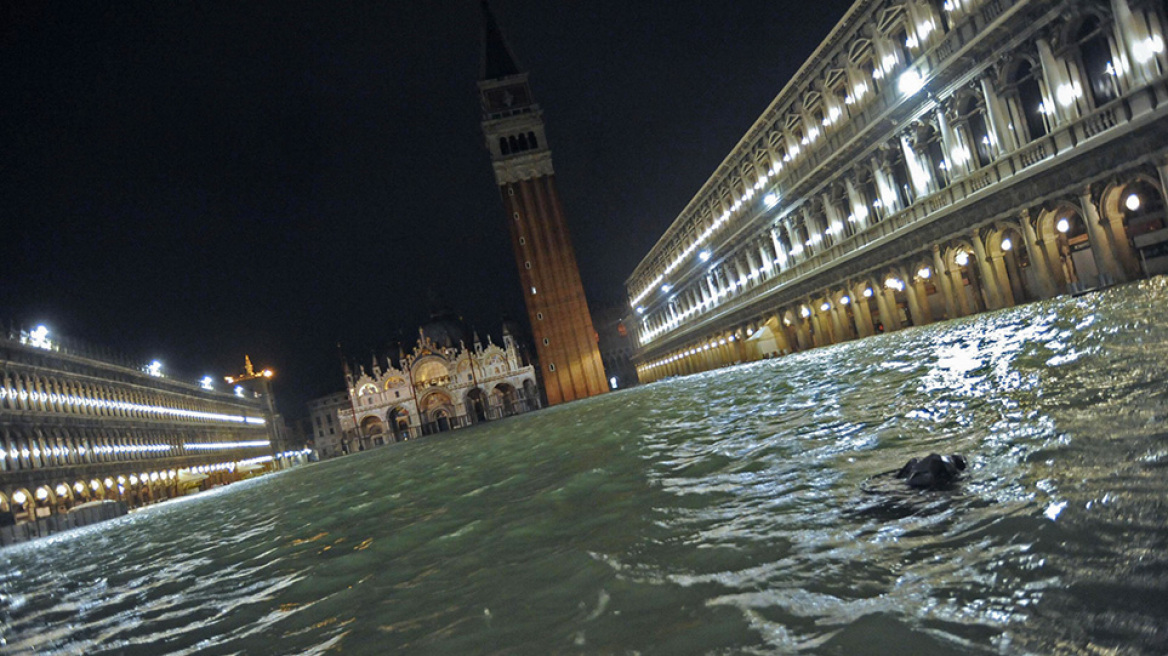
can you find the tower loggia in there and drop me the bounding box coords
[476,1,607,405]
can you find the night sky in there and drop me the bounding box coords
[1,0,855,415]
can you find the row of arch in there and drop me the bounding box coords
[639,173,1166,381]
[499,130,539,156]
[631,0,1166,320]
[0,424,272,473]
[0,364,261,424]
[637,1,1167,345]
[0,467,245,525]
[349,379,540,451]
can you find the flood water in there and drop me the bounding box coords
[3,278,1168,655]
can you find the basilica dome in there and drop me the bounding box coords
[418,310,470,350]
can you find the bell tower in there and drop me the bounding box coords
[477,1,607,405]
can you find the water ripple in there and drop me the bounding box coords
[2,281,1168,654]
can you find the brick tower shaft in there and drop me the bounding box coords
[477,2,607,405]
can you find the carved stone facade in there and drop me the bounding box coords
[627,0,1168,382]
[336,330,540,450]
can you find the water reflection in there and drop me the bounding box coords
[2,279,1167,654]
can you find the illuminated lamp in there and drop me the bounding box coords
[898,69,924,96]
[1056,217,1070,233]
[1125,193,1140,211]
[1001,238,1013,251]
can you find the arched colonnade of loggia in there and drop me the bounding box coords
[0,467,245,525]
[638,174,1165,383]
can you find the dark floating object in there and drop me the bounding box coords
[895,453,966,490]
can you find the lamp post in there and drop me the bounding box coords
[225,356,283,460]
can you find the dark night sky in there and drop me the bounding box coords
[0,0,854,416]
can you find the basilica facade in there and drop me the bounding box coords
[337,326,540,449]
[628,0,1168,382]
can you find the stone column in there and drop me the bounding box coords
[971,234,1004,309]
[845,178,870,231]
[990,254,1017,307]
[1021,211,1059,297]
[854,292,875,337]
[979,76,1015,153]
[745,249,760,284]
[733,258,749,288]
[770,229,786,270]
[873,282,897,329]
[931,244,958,320]
[901,134,932,198]
[936,107,967,177]
[796,316,811,350]
[830,304,847,341]
[874,160,900,215]
[1112,0,1153,87]
[759,241,774,276]
[807,312,823,347]
[1037,38,1077,124]
[906,278,929,326]
[1002,246,1027,304]
[1079,188,1125,285]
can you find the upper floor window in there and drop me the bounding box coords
[1075,16,1119,108]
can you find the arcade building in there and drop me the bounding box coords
[0,325,290,535]
[627,0,1168,382]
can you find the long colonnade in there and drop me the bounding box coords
[630,0,1168,383]
[0,327,282,527]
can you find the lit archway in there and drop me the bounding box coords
[1036,204,1093,291]
[1101,176,1165,279]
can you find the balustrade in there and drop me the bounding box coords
[641,75,1165,350]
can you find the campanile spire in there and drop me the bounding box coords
[476,3,607,405]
